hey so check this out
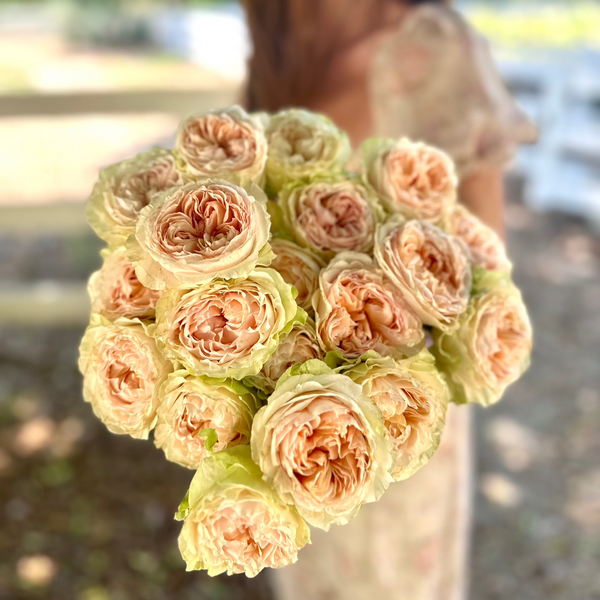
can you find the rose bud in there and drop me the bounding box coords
[154,371,260,469]
[127,180,273,290]
[175,106,268,185]
[280,175,385,260]
[264,109,351,193]
[177,446,310,577]
[362,138,456,223]
[154,268,302,380]
[314,252,424,358]
[342,350,449,481]
[251,360,394,530]
[87,147,182,247]
[88,247,162,321]
[432,270,532,407]
[78,316,172,439]
[374,215,472,331]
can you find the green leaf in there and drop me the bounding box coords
[174,492,190,522]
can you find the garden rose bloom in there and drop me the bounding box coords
[265,109,351,193]
[175,106,268,184]
[432,271,532,407]
[177,446,310,577]
[446,204,512,272]
[251,361,393,529]
[315,252,424,358]
[154,269,301,380]
[154,371,260,469]
[245,319,324,395]
[374,216,472,331]
[270,239,324,312]
[280,176,384,259]
[88,247,162,320]
[342,350,449,481]
[362,138,456,222]
[87,147,182,247]
[127,180,272,290]
[78,316,172,439]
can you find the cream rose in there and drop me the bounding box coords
[87,147,182,247]
[78,316,172,439]
[315,252,424,358]
[265,109,351,193]
[251,361,394,530]
[245,318,324,395]
[446,204,512,272]
[127,180,273,290]
[177,446,310,577]
[362,138,456,222]
[342,350,449,481]
[279,175,385,259]
[154,371,260,469]
[154,269,302,380]
[432,270,532,407]
[269,238,324,312]
[175,106,268,185]
[374,215,472,331]
[88,247,162,321]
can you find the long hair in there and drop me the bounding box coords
[242,0,444,112]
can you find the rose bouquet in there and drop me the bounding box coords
[79,106,532,576]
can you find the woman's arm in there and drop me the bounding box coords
[458,169,506,239]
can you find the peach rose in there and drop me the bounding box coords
[374,216,472,331]
[245,318,324,395]
[446,204,512,272]
[433,271,532,407]
[78,316,172,439]
[251,361,393,529]
[342,350,449,481]
[362,138,457,222]
[127,180,273,290]
[87,147,182,247]
[154,269,302,380]
[177,446,310,577]
[88,247,162,321]
[270,239,325,312]
[280,176,384,259]
[175,106,268,185]
[315,252,424,358]
[154,371,260,469]
[265,109,351,193]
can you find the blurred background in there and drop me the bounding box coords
[0,1,599,599]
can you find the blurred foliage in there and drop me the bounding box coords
[467,1,600,48]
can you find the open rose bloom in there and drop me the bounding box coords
[81,105,532,577]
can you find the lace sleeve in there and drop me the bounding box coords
[370,5,537,177]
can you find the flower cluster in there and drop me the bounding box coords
[80,106,531,577]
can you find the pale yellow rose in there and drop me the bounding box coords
[432,270,532,407]
[374,215,472,331]
[362,138,457,223]
[269,238,325,312]
[315,252,424,358]
[154,371,260,469]
[175,106,268,185]
[265,109,351,193]
[446,204,512,272]
[177,446,310,577]
[127,180,273,290]
[279,175,385,259]
[154,269,302,380]
[251,361,394,530]
[88,247,162,321]
[342,350,449,481]
[78,316,172,439]
[87,147,182,247]
[245,318,324,395]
